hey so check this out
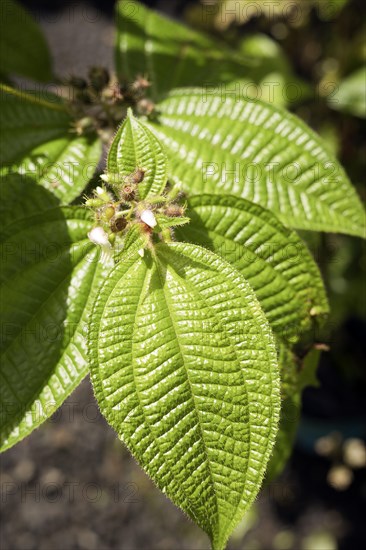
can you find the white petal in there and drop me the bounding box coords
[138,248,145,258]
[140,209,157,228]
[88,227,114,266]
[88,226,111,247]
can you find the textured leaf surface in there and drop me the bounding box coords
[148,89,365,237]
[0,175,105,451]
[0,85,102,203]
[89,241,280,549]
[0,0,53,82]
[108,111,167,199]
[115,1,278,102]
[176,194,328,340]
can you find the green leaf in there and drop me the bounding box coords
[115,0,276,102]
[156,214,190,229]
[328,67,366,119]
[236,34,311,108]
[176,194,328,341]
[107,110,167,199]
[187,0,349,28]
[298,347,322,391]
[0,0,53,82]
[266,344,300,481]
[0,85,102,203]
[89,241,280,550]
[148,89,366,238]
[266,343,323,482]
[0,175,106,451]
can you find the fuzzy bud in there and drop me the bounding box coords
[88,66,110,92]
[121,184,136,202]
[131,168,145,184]
[136,98,155,116]
[110,216,127,233]
[165,204,185,217]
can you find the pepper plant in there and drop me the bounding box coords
[0,2,365,549]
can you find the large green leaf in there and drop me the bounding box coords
[115,0,246,100]
[176,194,328,340]
[0,175,105,451]
[89,241,280,550]
[0,85,102,203]
[107,110,167,199]
[0,0,53,82]
[115,0,297,104]
[148,89,365,237]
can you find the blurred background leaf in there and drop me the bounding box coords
[0,0,53,82]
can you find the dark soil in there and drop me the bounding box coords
[1,377,366,550]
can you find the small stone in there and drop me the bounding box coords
[76,529,99,550]
[13,459,35,483]
[40,467,64,487]
[327,465,353,491]
[343,438,366,468]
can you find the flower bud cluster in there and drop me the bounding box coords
[84,170,188,263]
[66,69,155,141]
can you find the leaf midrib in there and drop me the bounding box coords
[157,246,256,539]
[95,257,205,522]
[154,254,219,535]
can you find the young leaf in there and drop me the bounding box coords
[0,85,102,203]
[176,194,328,340]
[107,110,167,199]
[0,0,53,82]
[0,175,106,451]
[89,241,280,550]
[148,89,366,238]
[156,214,190,229]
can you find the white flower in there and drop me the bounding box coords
[88,226,113,266]
[140,209,157,228]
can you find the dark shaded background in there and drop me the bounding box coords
[1,1,365,549]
